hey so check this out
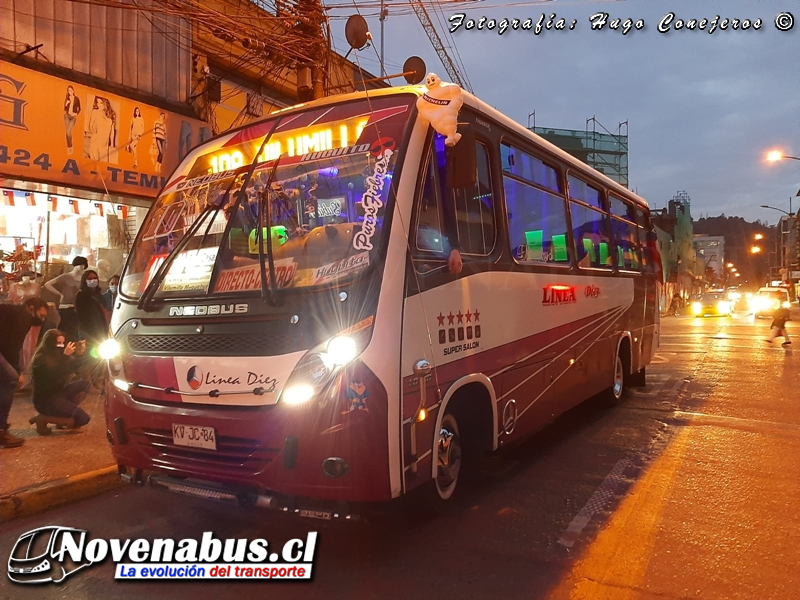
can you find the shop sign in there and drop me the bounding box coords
[0,61,208,200]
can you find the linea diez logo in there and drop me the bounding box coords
[8,526,93,584]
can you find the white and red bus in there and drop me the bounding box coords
[104,84,660,516]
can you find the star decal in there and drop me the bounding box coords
[456,311,464,323]
[473,309,480,322]
[436,312,445,326]
[465,310,472,323]
[447,312,455,325]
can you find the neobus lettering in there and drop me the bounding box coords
[168,303,248,316]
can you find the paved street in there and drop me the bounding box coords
[2,312,798,600]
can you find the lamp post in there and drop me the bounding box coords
[760,204,792,217]
[766,151,800,163]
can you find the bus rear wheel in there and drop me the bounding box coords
[602,352,626,406]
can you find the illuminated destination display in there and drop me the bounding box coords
[204,117,369,174]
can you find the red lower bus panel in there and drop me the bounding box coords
[105,360,391,503]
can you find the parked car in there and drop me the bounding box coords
[749,287,791,318]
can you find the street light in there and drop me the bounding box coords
[755,233,764,240]
[726,262,734,268]
[766,150,800,163]
[760,204,792,216]
[750,246,762,254]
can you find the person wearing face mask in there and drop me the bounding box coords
[75,269,108,351]
[102,274,120,312]
[28,329,90,435]
[44,256,89,343]
[0,297,50,448]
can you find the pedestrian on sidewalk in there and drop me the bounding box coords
[75,269,109,388]
[0,297,51,448]
[766,305,792,347]
[29,329,91,436]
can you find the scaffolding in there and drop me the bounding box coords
[532,117,629,187]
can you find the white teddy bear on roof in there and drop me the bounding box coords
[416,73,463,146]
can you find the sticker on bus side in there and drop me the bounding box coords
[312,252,370,285]
[214,259,298,293]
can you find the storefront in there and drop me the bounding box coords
[0,61,207,301]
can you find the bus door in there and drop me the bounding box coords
[402,124,498,488]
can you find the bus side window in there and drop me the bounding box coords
[503,177,570,265]
[567,172,612,270]
[608,195,641,271]
[611,216,641,271]
[450,142,495,255]
[414,152,447,255]
[570,201,613,269]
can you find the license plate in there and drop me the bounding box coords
[172,424,217,450]
[298,509,332,520]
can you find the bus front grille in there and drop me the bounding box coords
[128,428,280,476]
[126,333,297,356]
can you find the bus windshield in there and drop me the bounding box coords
[121,95,414,299]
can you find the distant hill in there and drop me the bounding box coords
[694,215,769,239]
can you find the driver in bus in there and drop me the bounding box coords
[441,189,463,275]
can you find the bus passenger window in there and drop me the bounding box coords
[503,176,570,265]
[570,200,613,269]
[501,144,560,192]
[611,216,641,271]
[567,175,603,210]
[451,142,495,255]
[415,155,446,254]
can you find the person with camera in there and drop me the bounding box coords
[28,330,91,435]
[0,297,50,448]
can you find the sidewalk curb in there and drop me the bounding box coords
[0,466,124,523]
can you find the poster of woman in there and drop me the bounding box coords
[84,95,119,163]
[152,112,167,173]
[126,107,145,169]
[63,85,81,155]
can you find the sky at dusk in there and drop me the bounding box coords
[327,0,799,226]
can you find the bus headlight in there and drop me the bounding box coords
[717,301,730,314]
[320,335,358,369]
[99,339,121,360]
[282,384,315,405]
[280,329,371,406]
[783,301,791,309]
[691,302,702,315]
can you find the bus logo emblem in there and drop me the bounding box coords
[187,366,203,390]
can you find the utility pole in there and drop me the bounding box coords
[380,0,388,77]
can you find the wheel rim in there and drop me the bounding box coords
[435,418,461,500]
[612,356,624,399]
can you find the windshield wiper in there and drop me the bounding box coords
[137,201,223,311]
[141,120,282,311]
[257,155,283,306]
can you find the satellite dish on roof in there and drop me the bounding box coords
[403,56,426,85]
[345,15,370,50]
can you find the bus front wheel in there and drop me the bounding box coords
[433,413,462,501]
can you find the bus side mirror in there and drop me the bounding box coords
[445,124,477,189]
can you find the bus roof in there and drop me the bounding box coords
[220,84,650,210]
